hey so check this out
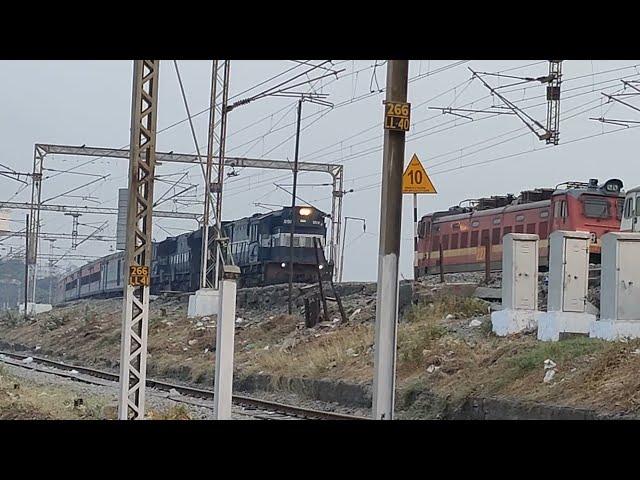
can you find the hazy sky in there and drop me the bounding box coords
[1,60,639,281]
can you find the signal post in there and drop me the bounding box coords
[402,154,437,279]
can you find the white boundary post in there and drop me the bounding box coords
[213,264,240,420]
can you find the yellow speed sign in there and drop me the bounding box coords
[402,154,437,194]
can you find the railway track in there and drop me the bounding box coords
[0,350,366,421]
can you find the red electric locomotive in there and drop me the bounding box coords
[415,178,624,276]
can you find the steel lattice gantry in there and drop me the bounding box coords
[117,60,159,420]
[201,60,231,290]
[34,144,346,280]
[0,200,199,219]
[26,145,45,304]
[545,60,563,145]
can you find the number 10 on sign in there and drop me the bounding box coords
[402,154,436,279]
[402,154,436,194]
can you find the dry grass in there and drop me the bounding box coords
[405,295,489,322]
[4,294,640,416]
[249,323,374,380]
[246,296,486,384]
[147,404,191,420]
[0,367,106,420]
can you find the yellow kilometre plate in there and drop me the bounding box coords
[129,265,150,287]
[384,101,411,131]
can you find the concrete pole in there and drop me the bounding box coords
[413,193,418,280]
[287,99,303,315]
[213,265,240,420]
[372,60,409,420]
[24,214,29,318]
[339,218,348,283]
[340,216,366,283]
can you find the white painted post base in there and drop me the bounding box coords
[19,303,52,315]
[589,319,640,341]
[213,267,240,420]
[491,309,541,336]
[187,288,220,318]
[372,252,400,421]
[537,311,595,341]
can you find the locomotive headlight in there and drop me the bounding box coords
[281,262,286,268]
[299,207,313,217]
[318,264,324,270]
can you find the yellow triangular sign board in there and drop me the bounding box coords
[402,154,436,194]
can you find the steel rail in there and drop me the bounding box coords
[0,350,365,421]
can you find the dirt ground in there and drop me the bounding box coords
[0,281,638,418]
[0,361,203,420]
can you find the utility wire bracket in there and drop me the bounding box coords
[468,61,563,145]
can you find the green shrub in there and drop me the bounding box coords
[506,337,607,374]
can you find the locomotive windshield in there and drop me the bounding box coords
[582,196,610,219]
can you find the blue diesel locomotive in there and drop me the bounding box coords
[55,206,332,302]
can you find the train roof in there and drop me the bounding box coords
[59,206,329,282]
[554,178,624,199]
[625,185,640,195]
[222,206,328,225]
[430,200,550,223]
[422,178,624,223]
[59,252,118,281]
[221,211,272,225]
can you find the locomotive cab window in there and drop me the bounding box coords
[554,200,568,219]
[582,196,609,219]
[418,221,429,238]
[623,197,633,218]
